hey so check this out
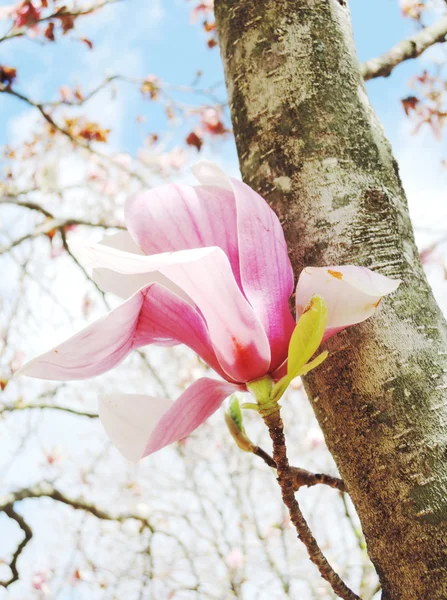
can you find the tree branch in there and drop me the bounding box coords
[0,215,124,255]
[0,482,194,587]
[361,15,447,81]
[0,402,98,418]
[0,482,158,528]
[0,85,147,184]
[59,226,110,299]
[0,506,33,588]
[252,446,347,492]
[0,0,121,43]
[257,400,359,600]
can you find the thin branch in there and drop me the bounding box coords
[258,402,360,600]
[0,85,147,184]
[0,481,156,587]
[361,15,447,81]
[0,483,154,528]
[252,446,347,492]
[0,402,98,418]
[60,227,110,300]
[0,83,84,142]
[0,0,120,43]
[0,506,33,588]
[0,216,124,255]
[0,198,54,218]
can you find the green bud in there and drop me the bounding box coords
[288,295,328,378]
[272,296,328,401]
[225,395,254,452]
[228,394,244,431]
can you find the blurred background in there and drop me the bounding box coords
[0,0,446,598]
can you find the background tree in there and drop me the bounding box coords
[0,1,446,598]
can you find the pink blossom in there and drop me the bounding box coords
[20,162,400,460]
[13,1,41,29]
[225,548,245,569]
[32,570,50,593]
[304,427,325,450]
[199,107,227,136]
[190,0,214,23]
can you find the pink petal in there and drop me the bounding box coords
[19,292,141,380]
[125,183,242,287]
[93,231,188,302]
[99,393,173,461]
[99,378,240,460]
[19,283,229,381]
[136,284,228,379]
[193,161,295,371]
[71,241,271,383]
[295,266,401,339]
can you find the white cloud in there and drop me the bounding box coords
[7,107,41,145]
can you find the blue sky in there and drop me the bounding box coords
[0,0,443,152]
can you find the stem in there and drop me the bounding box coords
[248,378,360,600]
[252,446,347,493]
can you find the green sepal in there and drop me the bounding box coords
[228,394,244,432]
[271,350,329,402]
[225,395,254,452]
[271,296,328,402]
[287,294,328,378]
[297,350,328,377]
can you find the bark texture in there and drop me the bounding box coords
[214,1,447,598]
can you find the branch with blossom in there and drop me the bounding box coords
[0,69,229,183]
[20,161,400,599]
[0,0,120,45]
[401,69,447,140]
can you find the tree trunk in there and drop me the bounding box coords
[214,1,447,598]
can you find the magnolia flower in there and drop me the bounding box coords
[20,162,400,461]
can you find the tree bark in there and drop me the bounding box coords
[214,1,447,598]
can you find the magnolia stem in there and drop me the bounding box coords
[252,446,347,493]
[249,379,360,600]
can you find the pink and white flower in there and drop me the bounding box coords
[20,162,400,461]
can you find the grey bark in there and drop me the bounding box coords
[214,1,447,599]
[361,14,447,81]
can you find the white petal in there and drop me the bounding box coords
[296,265,401,330]
[98,394,173,462]
[93,231,190,302]
[192,160,233,191]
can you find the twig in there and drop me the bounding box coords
[0,197,54,218]
[252,446,347,492]
[0,483,155,527]
[0,482,164,587]
[60,227,110,300]
[361,15,447,81]
[0,216,124,255]
[256,393,360,600]
[0,85,147,185]
[0,0,120,43]
[0,506,33,588]
[0,402,98,418]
